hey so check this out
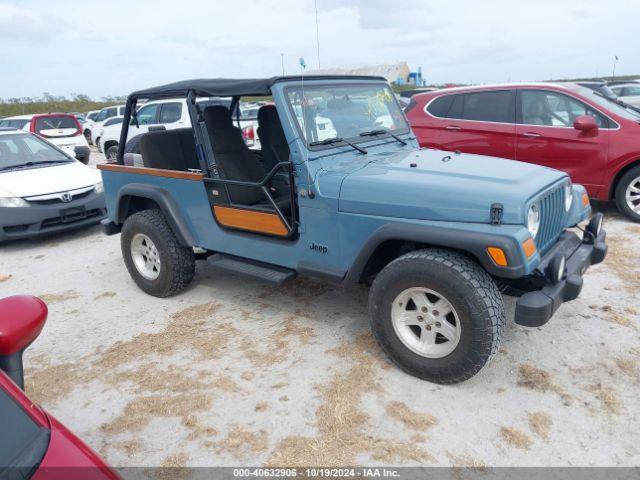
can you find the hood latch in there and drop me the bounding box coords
[490,203,504,225]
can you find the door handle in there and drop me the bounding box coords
[445,125,461,131]
[522,132,541,138]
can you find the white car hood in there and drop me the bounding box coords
[0,162,101,198]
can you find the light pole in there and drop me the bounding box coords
[281,53,285,75]
[314,0,321,69]
[612,55,619,79]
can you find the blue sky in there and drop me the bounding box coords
[1,0,638,99]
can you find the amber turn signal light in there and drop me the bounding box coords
[582,193,590,207]
[487,247,508,267]
[522,238,536,258]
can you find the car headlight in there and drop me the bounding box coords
[94,182,104,195]
[0,196,29,208]
[527,204,540,238]
[564,181,573,211]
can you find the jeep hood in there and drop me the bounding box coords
[336,149,566,224]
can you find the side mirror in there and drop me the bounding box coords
[0,296,47,389]
[573,115,598,134]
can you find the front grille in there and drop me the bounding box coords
[27,189,93,205]
[535,185,565,255]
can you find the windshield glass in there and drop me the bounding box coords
[574,86,640,120]
[0,387,50,472]
[0,133,72,171]
[286,83,408,145]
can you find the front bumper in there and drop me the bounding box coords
[0,192,106,242]
[514,227,607,327]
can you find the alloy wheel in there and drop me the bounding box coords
[391,287,461,359]
[130,233,161,280]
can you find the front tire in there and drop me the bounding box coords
[121,209,195,297]
[615,165,640,222]
[369,248,505,384]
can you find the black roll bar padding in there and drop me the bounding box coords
[116,96,137,165]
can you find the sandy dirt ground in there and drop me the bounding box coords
[1,146,638,468]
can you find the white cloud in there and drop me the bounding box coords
[0,0,638,98]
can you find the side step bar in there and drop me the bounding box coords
[207,254,296,285]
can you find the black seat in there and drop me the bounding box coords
[257,105,290,171]
[203,106,290,214]
[139,128,200,171]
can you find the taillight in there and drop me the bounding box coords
[242,125,255,141]
[72,117,82,136]
[29,117,37,133]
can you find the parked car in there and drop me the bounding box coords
[576,81,616,99]
[398,87,437,99]
[0,116,31,130]
[0,295,120,479]
[85,105,126,146]
[406,82,640,221]
[92,116,123,152]
[0,129,106,242]
[609,82,640,107]
[101,98,259,161]
[82,110,101,142]
[0,114,91,164]
[98,76,605,384]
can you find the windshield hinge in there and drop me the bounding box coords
[490,203,503,225]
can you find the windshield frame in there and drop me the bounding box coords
[283,82,411,152]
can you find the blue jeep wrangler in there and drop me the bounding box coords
[98,76,607,383]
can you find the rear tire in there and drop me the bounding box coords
[106,145,118,161]
[368,248,505,384]
[615,165,640,222]
[124,134,142,154]
[121,209,195,297]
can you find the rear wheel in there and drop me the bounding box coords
[369,248,505,384]
[121,209,195,297]
[106,145,118,161]
[615,165,640,222]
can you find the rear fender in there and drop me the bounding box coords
[115,184,195,247]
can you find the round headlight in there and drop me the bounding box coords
[527,204,540,238]
[564,181,573,211]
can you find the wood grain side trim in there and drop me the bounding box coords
[97,164,205,181]
[213,206,288,236]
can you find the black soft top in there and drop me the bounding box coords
[129,75,387,100]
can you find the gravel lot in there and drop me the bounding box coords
[1,146,638,468]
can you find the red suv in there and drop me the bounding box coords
[406,83,640,221]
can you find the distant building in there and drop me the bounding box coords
[308,62,424,86]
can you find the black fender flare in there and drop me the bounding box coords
[115,183,195,247]
[343,223,527,284]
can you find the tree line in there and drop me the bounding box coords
[0,93,127,118]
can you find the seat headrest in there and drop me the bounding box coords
[257,105,286,144]
[203,105,233,129]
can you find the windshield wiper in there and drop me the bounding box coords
[360,129,407,146]
[309,137,368,154]
[0,160,69,172]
